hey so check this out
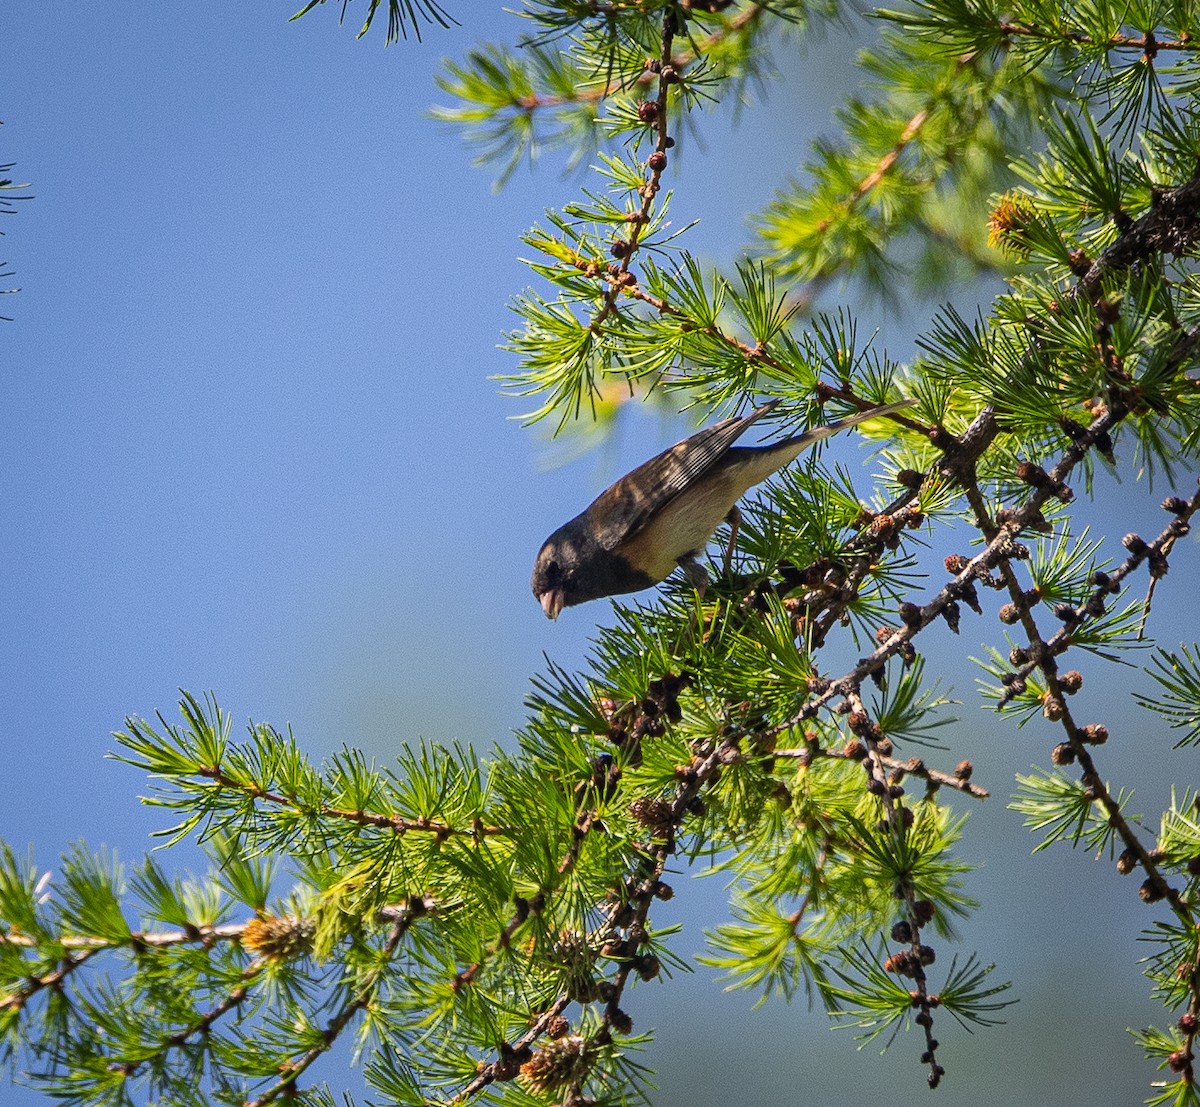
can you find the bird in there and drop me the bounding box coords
[531,397,914,619]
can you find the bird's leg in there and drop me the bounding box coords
[721,504,742,577]
[677,552,710,600]
[672,510,743,656]
[670,554,710,658]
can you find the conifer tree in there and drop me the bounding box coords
[5,2,1200,1104]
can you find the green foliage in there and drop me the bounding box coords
[8,1,1200,1105]
[1011,767,1136,854]
[0,160,31,320]
[828,944,1011,1045]
[290,0,455,44]
[757,19,1055,297]
[1137,645,1200,746]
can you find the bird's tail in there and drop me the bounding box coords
[780,397,916,453]
[820,397,915,436]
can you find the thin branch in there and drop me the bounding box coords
[0,946,103,1013]
[773,745,990,799]
[107,958,267,1081]
[590,8,679,331]
[197,765,509,839]
[1078,170,1200,301]
[0,921,253,1014]
[844,686,945,1088]
[998,19,1200,54]
[998,483,1200,703]
[510,4,766,114]
[0,921,249,952]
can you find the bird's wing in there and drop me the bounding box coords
[586,401,778,552]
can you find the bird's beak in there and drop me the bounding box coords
[540,588,565,620]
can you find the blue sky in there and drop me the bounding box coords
[1,5,1194,1106]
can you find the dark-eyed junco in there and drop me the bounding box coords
[532,398,913,618]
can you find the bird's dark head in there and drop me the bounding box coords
[531,525,585,620]
[532,514,653,620]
